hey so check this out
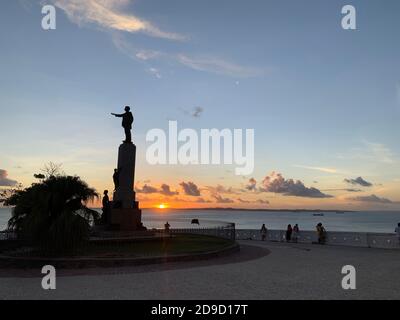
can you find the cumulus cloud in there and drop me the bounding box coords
[136,184,158,194]
[51,0,185,40]
[212,194,234,204]
[344,177,373,187]
[0,169,18,187]
[180,181,201,196]
[348,194,395,204]
[256,199,270,204]
[136,183,179,196]
[260,172,333,198]
[245,178,257,191]
[159,184,179,196]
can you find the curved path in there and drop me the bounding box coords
[0,241,399,299]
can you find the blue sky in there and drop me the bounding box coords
[0,0,399,209]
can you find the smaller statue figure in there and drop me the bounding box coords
[113,168,120,190]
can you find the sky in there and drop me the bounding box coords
[0,0,399,210]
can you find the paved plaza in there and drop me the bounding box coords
[1,241,399,300]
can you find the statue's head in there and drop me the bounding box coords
[124,106,130,112]
[104,190,108,195]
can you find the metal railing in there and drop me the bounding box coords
[143,218,236,241]
[236,229,400,249]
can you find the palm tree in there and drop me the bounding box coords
[5,175,99,253]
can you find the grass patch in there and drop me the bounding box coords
[83,234,234,258]
[2,234,235,258]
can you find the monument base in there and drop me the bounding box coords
[110,208,143,231]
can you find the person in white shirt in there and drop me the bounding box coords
[395,223,400,245]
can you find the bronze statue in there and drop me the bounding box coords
[113,168,120,190]
[111,106,134,143]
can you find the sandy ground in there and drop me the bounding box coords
[0,240,399,300]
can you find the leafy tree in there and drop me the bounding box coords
[4,175,99,253]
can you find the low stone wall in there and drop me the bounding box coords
[236,229,400,249]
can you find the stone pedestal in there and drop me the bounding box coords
[110,143,143,231]
[110,208,142,231]
[113,143,136,208]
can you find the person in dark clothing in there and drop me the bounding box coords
[286,224,293,242]
[260,224,267,241]
[316,222,326,244]
[292,224,299,243]
[102,190,110,224]
[111,106,134,143]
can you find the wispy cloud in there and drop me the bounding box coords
[56,2,265,78]
[348,194,397,204]
[336,141,396,164]
[365,141,395,164]
[205,184,240,195]
[50,0,185,40]
[111,34,263,78]
[176,54,263,78]
[148,67,162,79]
[293,165,338,174]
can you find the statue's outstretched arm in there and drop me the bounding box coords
[111,113,124,117]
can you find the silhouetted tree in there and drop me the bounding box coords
[41,162,64,178]
[4,175,99,253]
[0,183,23,206]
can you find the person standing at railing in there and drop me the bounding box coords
[164,221,170,233]
[316,223,326,244]
[395,223,400,245]
[286,224,293,242]
[260,224,267,241]
[292,224,299,243]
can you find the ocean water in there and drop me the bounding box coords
[1,207,400,233]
